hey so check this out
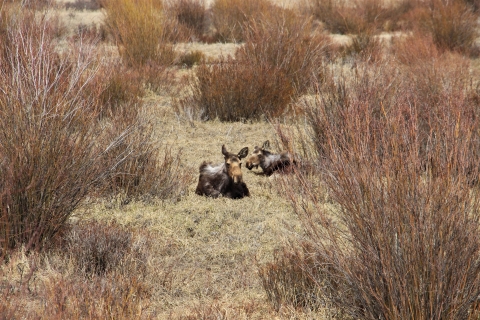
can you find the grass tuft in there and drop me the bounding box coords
[258,243,326,311]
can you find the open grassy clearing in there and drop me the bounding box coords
[1,87,332,317]
[80,90,337,318]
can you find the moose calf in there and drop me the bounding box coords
[245,140,296,176]
[195,145,250,199]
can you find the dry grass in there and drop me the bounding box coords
[1,140,310,319]
[1,76,314,317]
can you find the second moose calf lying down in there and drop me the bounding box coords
[246,140,296,176]
[195,145,250,199]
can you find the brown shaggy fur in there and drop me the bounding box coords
[195,145,250,199]
[245,140,296,176]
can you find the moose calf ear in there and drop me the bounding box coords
[238,147,249,159]
[262,140,270,150]
[222,145,228,156]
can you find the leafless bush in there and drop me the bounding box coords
[164,0,207,41]
[180,57,294,122]
[390,32,441,64]
[421,0,478,53]
[0,8,111,255]
[0,5,185,259]
[277,57,480,318]
[303,0,420,34]
[338,31,384,62]
[238,16,327,96]
[101,0,175,66]
[95,84,194,203]
[98,130,195,203]
[66,220,133,275]
[96,62,144,118]
[0,223,161,319]
[176,14,328,122]
[303,0,479,50]
[210,0,278,42]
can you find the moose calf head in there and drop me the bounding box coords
[246,140,295,176]
[195,145,250,199]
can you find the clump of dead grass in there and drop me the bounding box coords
[258,242,326,312]
[177,50,206,68]
[0,221,155,318]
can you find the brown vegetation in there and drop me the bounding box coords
[303,0,479,57]
[275,51,480,318]
[210,0,278,42]
[101,0,175,66]
[2,0,480,317]
[164,0,207,41]
[175,13,328,122]
[0,1,190,257]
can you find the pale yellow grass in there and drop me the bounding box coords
[174,42,241,60]
[55,8,103,35]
